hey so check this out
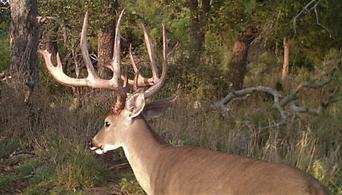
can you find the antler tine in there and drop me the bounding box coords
[124,25,168,90]
[128,45,139,90]
[129,44,139,73]
[111,10,127,113]
[142,24,159,81]
[80,11,98,80]
[111,10,125,85]
[144,24,168,98]
[38,50,79,87]
[126,44,153,87]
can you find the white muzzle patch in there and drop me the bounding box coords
[90,144,118,155]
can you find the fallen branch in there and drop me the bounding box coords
[280,67,336,107]
[215,86,287,121]
[289,86,342,115]
[215,66,341,127]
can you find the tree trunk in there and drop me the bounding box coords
[10,0,38,102]
[227,27,257,90]
[281,37,289,81]
[187,0,210,64]
[97,0,118,78]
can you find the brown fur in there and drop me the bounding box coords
[123,119,328,195]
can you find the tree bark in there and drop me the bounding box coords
[227,27,257,90]
[187,0,210,64]
[10,0,38,102]
[97,0,118,78]
[281,37,289,81]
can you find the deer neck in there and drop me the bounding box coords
[121,117,165,194]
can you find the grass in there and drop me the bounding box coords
[55,145,107,190]
[119,171,146,195]
[0,28,10,71]
[0,138,20,158]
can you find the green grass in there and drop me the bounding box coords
[55,145,107,190]
[0,138,20,158]
[0,30,10,71]
[114,169,145,194]
[0,174,17,193]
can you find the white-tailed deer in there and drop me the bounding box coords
[39,11,328,195]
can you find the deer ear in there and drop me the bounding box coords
[125,93,146,119]
[142,95,177,120]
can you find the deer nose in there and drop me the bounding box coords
[88,140,93,148]
[89,138,100,150]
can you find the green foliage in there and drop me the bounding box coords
[0,6,10,70]
[310,160,342,194]
[311,160,326,182]
[207,0,342,70]
[120,177,145,195]
[56,145,107,190]
[0,174,17,192]
[0,34,9,70]
[0,138,19,158]
[124,0,190,47]
[23,165,55,194]
[17,158,42,177]
[36,0,341,77]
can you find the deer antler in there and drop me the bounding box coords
[127,24,168,98]
[38,10,168,113]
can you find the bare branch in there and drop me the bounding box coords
[287,86,342,116]
[321,86,341,108]
[215,86,287,122]
[292,0,330,36]
[0,0,9,5]
[215,66,340,127]
[293,0,316,34]
[313,2,331,37]
[280,67,336,106]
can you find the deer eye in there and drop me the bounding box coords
[104,121,110,127]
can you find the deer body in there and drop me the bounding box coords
[93,108,327,195]
[39,11,327,195]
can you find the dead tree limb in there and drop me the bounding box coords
[280,67,336,107]
[293,0,331,36]
[215,86,287,122]
[215,66,341,126]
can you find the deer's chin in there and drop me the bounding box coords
[89,146,105,155]
[96,144,119,155]
[95,148,105,155]
[90,144,120,155]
